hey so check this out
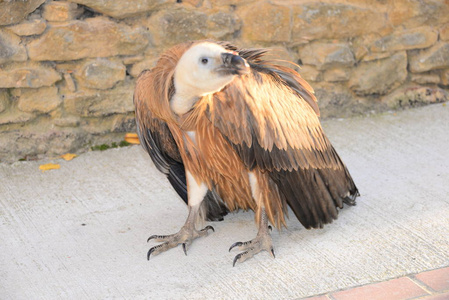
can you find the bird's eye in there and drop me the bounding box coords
[201,58,208,64]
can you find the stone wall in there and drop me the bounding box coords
[1,0,449,162]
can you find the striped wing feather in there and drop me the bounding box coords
[207,53,358,228]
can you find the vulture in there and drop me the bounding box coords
[134,40,359,266]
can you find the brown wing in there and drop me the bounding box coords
[134,70,187,201]
[205,56,358,229]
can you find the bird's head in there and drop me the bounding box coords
[171,42,250,115]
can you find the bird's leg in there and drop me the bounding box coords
[147,171,213,260]
[147,204,214,260]
[229,208,275,266]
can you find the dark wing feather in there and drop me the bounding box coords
[136,117,186,197]
[206,50,358,228]
[134,70,228,221]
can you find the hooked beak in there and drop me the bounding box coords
[218,52,250,76]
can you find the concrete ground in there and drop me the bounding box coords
[1,104,448,300]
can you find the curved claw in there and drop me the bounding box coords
[229,241,243,252]
[147,247,156,260]
[232,251,247,267]
[201,225,215,233]
[147,235,158,243]
[271,248,275,258]
[182,243,187,256]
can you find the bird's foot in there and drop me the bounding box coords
[147,225,214,260]
[229,225,274,267]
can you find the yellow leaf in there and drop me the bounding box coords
[61,153,77,161]
[125,133,140,144]
[39,163,60,172]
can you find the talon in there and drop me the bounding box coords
[229,241,243,252]
[147,235,157,243]
[147,247,156,260]
[229,208,274,266]
[145,206,213,259]
[233,253,240,267]
[233,251,247,267]
[201,225,215,233]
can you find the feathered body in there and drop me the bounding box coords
[134,41,358,234]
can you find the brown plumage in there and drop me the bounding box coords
[134,40,359,265]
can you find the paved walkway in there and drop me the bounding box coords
[306,267,449,300]
[1,104,448,299]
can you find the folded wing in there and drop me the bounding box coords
[206,53,358,228]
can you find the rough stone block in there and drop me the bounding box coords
[298,65,321,82]
[208,11,242,40]
[0,62,61,88]
[0,126,84,162]
[209,0,256,6]
[27,17,150,61]
[130,57,158,78]
[74,58,126,90]
[239,2,291,42]
[180,0,203,7]
[6,19,47,36]
[409,42,449,73]
[441,23,449,41]
[53,115,80,128]
[16,87,61,114]
[292,3,390,42]
[314,82,368,118]
[63,73,77,93]
[66,0,170,19]
[0,110,35,125]
[300,42,355,70]
[323,68,351,82]
[147,8,207,46]
[441,69,449,86]
[0,90,9,113]
[147,8,239,46]
[349,52,407,95]
[382,86,449,108]
[362,52,393,62]
[411,73,441,85]
[371,26,438,52]
[0,0,45,26]
[80,116,116,135]
[122,55,145,66]
[389,0,449,28]
[351,33,381,62]
[64,80,135,117]
[0,29,28,64]
[111,114,136,133]
[43,2,83,22]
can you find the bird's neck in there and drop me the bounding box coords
[170,84,202,116]
[170,93,201,116]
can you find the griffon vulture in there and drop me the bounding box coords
[134,41,359,266]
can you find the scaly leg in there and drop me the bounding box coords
[147,170,213,260]
[229,208,275,266]
[147,204,214,259]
